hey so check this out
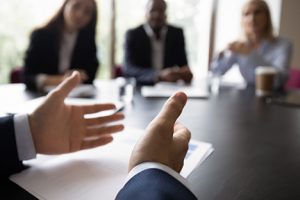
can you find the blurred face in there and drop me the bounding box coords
[242,2,268,36]
[146,0,167,30]
[63,0,95,32]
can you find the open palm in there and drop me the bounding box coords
[29,72,124,155]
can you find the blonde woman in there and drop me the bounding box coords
[211,0,292,88]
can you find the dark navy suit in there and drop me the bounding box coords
[124,24,188,85]
[0,116,25,179]
[116,168,197,200]
[0,116,197,199]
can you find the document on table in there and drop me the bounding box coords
[141,82,210,98]
[44,84,97,98]
[10,127,214,200]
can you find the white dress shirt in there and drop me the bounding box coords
[143,24,168,71]
[211,37,293,87]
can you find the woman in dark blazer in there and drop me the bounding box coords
[24,0,99,91]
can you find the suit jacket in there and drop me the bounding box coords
[116,168,197,200]
[24,28,99,90]
[0,116,25,179]
[124,24,188,85]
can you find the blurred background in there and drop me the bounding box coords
[0,0,299,84]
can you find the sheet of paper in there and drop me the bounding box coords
[10,127,213,200]
[141,82,210,98]
[44,84,97,98]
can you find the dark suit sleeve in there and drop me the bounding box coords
[72,31,99,85]
[116,169,197,200]
[0,116,25,179]
[163,27,188,69]
[23,30,48,90]
[124,30,157,85]
[83,41,99,84]
[176,28,188,67]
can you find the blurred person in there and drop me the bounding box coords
[23,0,99,91]
[210,0,292,89]
[124,0,193,85]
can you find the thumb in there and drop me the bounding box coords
[155,92,187,125]
[48,71,81,101]
[147,92,187,139]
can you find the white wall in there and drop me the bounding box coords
[280,0,300,68]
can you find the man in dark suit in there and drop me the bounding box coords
[124,0,193,85]
[1,71,197,199]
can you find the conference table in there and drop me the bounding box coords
[1,81,300,200]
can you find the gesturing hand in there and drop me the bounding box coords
[129,92,191,173]
[227,41,254,55]
[29,71,124,155]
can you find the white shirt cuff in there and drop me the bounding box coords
[13,114,37,161]
[124,162,191,190]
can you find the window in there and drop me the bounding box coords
[0,0,64,83]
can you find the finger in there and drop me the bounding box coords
[173,124,191,172]
[85,113,124,126]
[173,123,191,144]
[81,135,114,150]
[49,71,81,101]
[86,124,124,137]
[153,92,187,127]
[83,103,116,114]
[79,71,89,81]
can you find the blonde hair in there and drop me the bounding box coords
[242,0,274,41]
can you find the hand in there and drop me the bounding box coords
[29,71,124,155]
[179,66,193,84]
[64,69,89,82]
[44,75,65,87]
[158,67,181,82]
[129,92,191,173]
[227,41,253,55]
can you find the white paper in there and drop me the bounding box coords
[10,127,213,200]
[44,84,97,98]
[141,82,210,98]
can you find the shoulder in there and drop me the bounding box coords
[167,24,184,33]
[126,25,145,36]
[31,27,56,37]
[273,36,293,49]
[30,27,57,42]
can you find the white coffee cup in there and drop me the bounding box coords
[255,66,277,97]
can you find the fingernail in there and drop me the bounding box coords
[174,92,187,104]
[72,71,78,76]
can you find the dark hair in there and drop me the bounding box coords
[41,0,98,42]
[146,0,167,11]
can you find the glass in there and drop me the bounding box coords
[207,72,221,95]
[116,77,136,103]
